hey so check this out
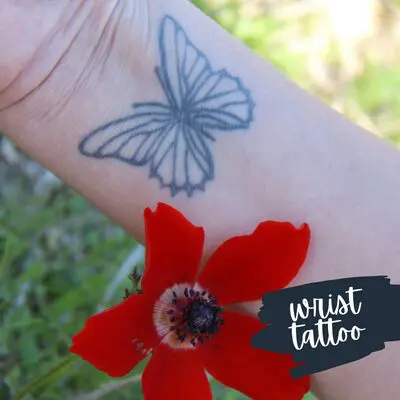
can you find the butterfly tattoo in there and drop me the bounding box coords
[79,15,255,197]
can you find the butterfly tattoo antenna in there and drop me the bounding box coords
[78,15,255,198]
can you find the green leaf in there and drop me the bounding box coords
[304,392,318,400]
[0,380,12,400]
[14,355,77,400]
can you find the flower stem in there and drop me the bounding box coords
[13,354,77,400]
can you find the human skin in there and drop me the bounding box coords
[1,1,400,399]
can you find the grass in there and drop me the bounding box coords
[1,0,399,398]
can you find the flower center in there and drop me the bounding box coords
[153,283,223,349]
[185,300,219,334]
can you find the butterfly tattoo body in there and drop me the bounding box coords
[79,16,255,197]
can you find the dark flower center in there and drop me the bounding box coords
[153,284,224,349]
[184,298,222,335]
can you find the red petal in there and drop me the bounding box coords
[141,203,205,297]
[142,344,212,400]
[70,294,158,377]
[198,221,310,305]
[200,311,310,400]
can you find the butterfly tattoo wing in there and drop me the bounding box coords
[79,16,255,197]
[157,17,255,130]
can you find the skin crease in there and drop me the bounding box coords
[0,0,71,93]
[1,1,400,399]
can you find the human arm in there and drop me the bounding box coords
[1,1,400,398]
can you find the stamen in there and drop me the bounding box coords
[153,283,223,350]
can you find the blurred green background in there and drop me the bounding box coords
[1,0,399,399]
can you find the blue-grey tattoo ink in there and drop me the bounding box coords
[79,16,255,197]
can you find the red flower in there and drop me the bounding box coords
[70,203,311,399]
